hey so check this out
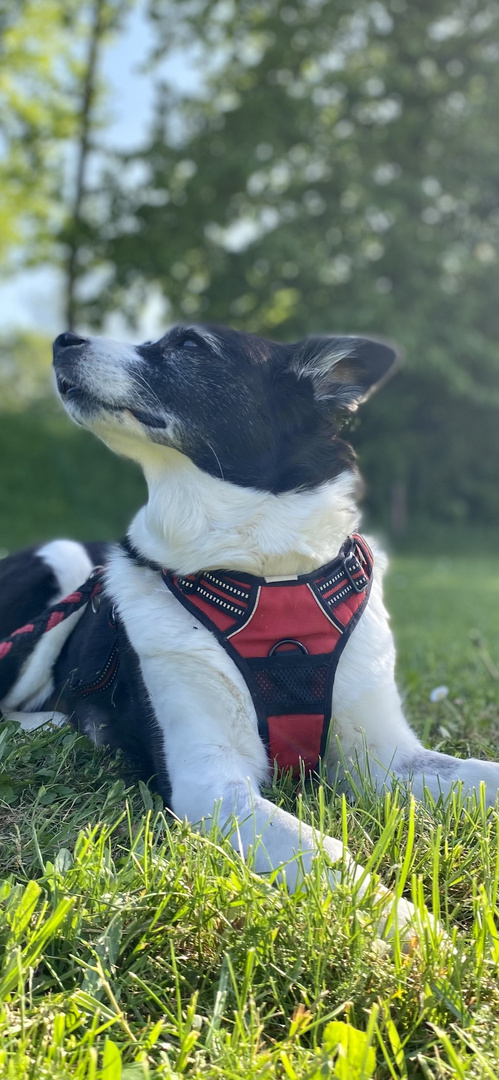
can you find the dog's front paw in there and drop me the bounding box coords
[371,888,449,955]
[321,841,444,953]
[453,758,499,807]
[398,750,499,808]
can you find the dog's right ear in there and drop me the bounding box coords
[289,335,400,411]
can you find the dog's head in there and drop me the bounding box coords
[53,324,398,493]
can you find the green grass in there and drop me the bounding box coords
[0,554,497,1079]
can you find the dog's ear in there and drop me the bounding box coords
[290,335,400,410]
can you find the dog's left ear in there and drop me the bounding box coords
[290,335,400,410]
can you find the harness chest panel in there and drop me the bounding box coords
[164,534,373,776]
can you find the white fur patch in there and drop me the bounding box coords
[129,459,359,576]
[38,539,93,600]
[79,335,139,368]
[1,606,87,711]
[1,540,92,713]
[292,338,364,405]
[55,335,143,421]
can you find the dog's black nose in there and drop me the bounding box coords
[53,331,87,350]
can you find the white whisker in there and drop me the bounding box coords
[206,442,225,480]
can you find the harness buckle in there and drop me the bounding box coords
[343,551,368,593]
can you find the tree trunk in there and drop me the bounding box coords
[64,0,105,331]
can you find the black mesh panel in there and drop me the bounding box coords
[247,654,329,714]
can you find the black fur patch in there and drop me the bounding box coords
[0,547,59,640]
[53,324,398,495]
[51,598,171,800]
[135,326,397,492]
[0,543,108,644]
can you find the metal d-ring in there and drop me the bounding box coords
[268,638,309,656]
[89,565,105,613]
[89,564,105,580]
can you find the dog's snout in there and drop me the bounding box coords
[53,331,88,351]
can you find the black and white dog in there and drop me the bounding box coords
[1,325,497,930]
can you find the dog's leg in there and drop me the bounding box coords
[390,749,499,805]
[167,731,418,937]
[330,568,499,807]
[109,558,420,935]
[139,662,416,935]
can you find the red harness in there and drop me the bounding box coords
[0,535,373,778]
[164,534,373,776]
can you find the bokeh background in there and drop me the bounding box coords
[0,0,497,554]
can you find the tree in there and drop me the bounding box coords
[0,0,129,325]
[92,0,497,377]
[0,0,78,269]
[80,0,498,528]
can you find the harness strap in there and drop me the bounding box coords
[0,568,104,702]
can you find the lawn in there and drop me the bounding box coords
[0,554,497,1079]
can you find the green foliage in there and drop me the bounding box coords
[0,555,498,1076]
[354,373,499,528]
[94,1,498,371]
[0,0,129,273]
[0,331,145,553]
[1,0,498,527]
[80,0,498,527]
[0,0,88,268]
[0,331,55,411]
[0,408,145,552]
[0,0,76,267]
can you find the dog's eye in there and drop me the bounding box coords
[181,335,200,349]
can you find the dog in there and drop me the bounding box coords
[1,324,497,934]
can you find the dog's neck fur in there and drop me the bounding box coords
[127,450,360,577]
